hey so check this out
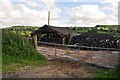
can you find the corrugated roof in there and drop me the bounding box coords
[32,25,77,36]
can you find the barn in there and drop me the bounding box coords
[31,24,77,44]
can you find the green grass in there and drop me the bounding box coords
[95,68,120,79]
[2,31,47,72]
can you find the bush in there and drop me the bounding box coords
[2,31,47,71]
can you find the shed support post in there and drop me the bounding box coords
[62,37,65,45]
[68,33,70,45]
[34,35,37,51]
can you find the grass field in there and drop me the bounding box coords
[72,25,120,38]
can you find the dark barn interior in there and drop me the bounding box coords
[31,25,77,44]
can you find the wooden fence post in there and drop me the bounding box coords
[34,35,37,51]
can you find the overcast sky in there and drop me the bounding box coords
[0,0,119,27]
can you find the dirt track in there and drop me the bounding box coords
[3,46,119,78]
[37,46,119,68]
[3,59,99,78]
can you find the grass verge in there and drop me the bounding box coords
[2,31,47,72]
[95,67,120,79]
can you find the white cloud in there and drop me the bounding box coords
[0,0,118,27]
[66,5,112,26]
[101,0,119,3]
[101,0,119,21]
[0,0,61,27]
[64,0,119,27]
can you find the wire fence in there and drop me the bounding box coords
[26,37,119,69]
[37,43,119,69]
[38,43,81,60]
[26,37,119,51]
[37,39,119,64]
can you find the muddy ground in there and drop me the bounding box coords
[38,46,119,68]
[3,59,103,78]
[2,46,119,78]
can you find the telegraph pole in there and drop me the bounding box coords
[48,11,50,26]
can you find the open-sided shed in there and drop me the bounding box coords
[31,25,77,44]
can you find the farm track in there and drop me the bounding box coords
[3,59,99,78]
[3,46,119,78]
[37,46,119,69]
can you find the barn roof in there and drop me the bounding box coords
[32,25,77,36]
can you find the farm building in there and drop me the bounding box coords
[31,25,77,44]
